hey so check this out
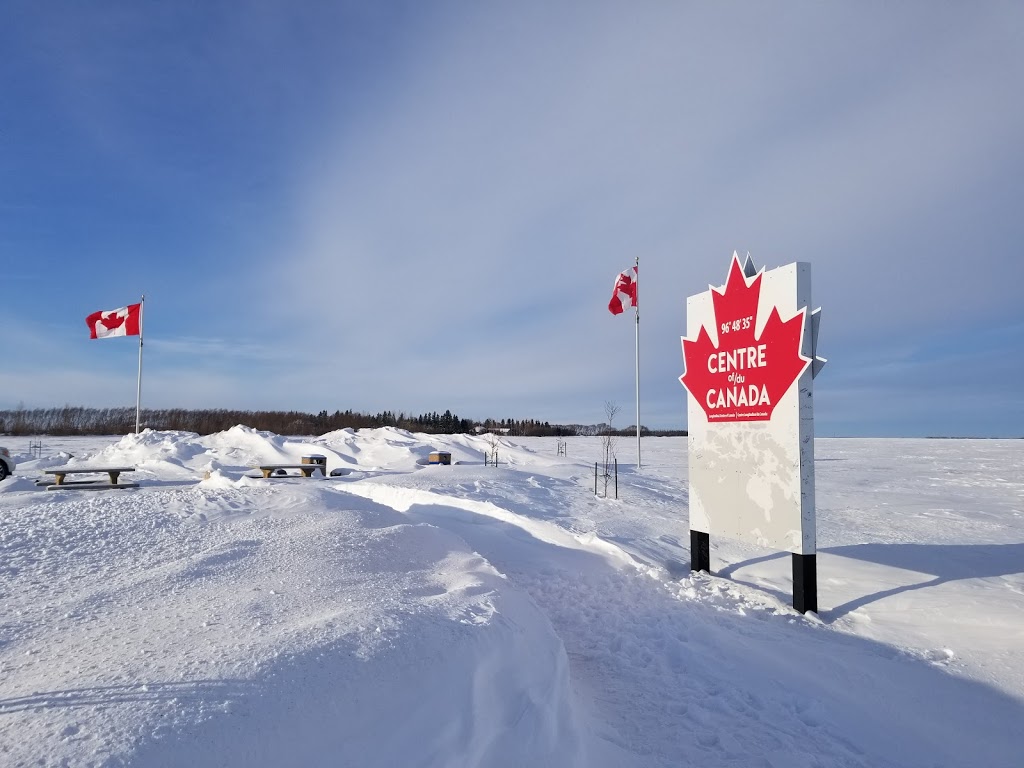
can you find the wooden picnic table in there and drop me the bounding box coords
[42,466,136,486]
[256,464,324,479]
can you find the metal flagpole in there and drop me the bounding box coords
[634,256,641,469]
[136,295,145,434]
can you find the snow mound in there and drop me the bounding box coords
[0,476,39,494]
[197,468,237,489]
[93,428,209,466]
[196,425,295,471]
[0,481,583,766]
[4,428,553,488]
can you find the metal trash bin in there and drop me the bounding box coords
[301,454,327,476]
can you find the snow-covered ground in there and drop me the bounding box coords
[1,429,1021,767]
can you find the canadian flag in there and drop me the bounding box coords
[608,266,638,315]
[86,303,142,339]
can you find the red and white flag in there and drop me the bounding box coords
[608,266,638,315]
[86,303,142,339]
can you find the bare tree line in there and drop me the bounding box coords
[0,404,686,437]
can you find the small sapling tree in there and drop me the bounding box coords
[601,400,620,497]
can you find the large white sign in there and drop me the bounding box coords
[680,254,824,555]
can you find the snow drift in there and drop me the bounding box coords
[1,429,1022,767]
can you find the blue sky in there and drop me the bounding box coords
[2,1,1022,436]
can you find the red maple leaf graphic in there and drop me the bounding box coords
[680,255,810,423]
[100,312,126,330]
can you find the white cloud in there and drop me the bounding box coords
[234,4,1019,429]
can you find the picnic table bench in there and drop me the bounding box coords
[40,466,138,490]
[256,464,325,479]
